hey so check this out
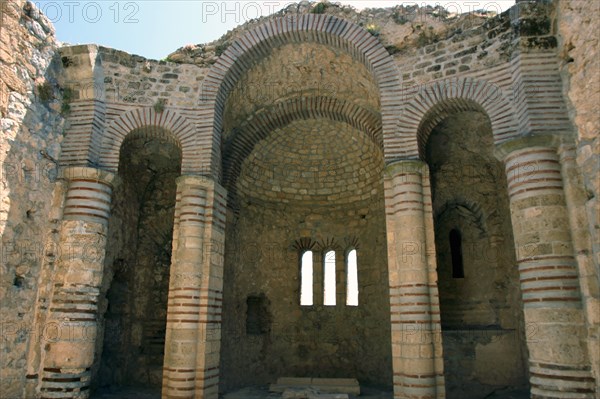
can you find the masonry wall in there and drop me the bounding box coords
[555,1,600,387]
[1,0,599,397]
[220,119,392,392]
[221,201,392,391]
[0,1,67,396]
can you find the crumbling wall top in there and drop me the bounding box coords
[166,0,507,66]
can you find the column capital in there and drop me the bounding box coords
[176,174,215,186]
[60,166,115,187]
[494,134,560,161]
[176,174,228,199]
[384,159,427,178]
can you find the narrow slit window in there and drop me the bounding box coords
[324,251,336,306]
[449,229,464,278]
[346,249,359,306]
[246,296,266,335]
[300,251,313,306]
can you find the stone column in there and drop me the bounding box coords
[162,176,227,399]
[39,167,114,399]
[497,136,596,398]
[384,160,445,399]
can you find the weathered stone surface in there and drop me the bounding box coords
[556,0,600,391]
[0,1,65,397]
[0,65,27,94]
[2,1,599,398]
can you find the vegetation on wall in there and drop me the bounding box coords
[36,82,53,102]
[60,87,73,115]
[311,2,329,14]
[366,23,381,37]
[153,98,167,113]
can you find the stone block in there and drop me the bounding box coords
[0,64,26,94]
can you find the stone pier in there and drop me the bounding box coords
[38,167,114,398]
[498,136,596,398]
[162,176,227,399]
[384,160,445,399]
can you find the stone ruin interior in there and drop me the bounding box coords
[0,1,598,399]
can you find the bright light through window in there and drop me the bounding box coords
[346,249,359,306]
[300,251,313,306]
[324,251,336,306]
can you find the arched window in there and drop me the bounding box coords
[300,251,313,306]
[323,250,336,306]
[449,229,464,278]
[346,249,359,306]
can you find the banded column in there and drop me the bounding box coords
[162,176,227,399]
[498,136,596,398]
[384,160,444,399]
[39,167,114,399]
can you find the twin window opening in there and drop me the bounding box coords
[299,229,463,308]
[300,249,359,307]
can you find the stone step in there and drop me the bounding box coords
[270,377,360,395]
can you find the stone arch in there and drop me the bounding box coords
[434,197,488,238]
[200,13,402,178]
[396,77,518,160]
[222,96,382,207]
[100,107,200,174]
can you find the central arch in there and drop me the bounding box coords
[199,13,402,179]
[206,13,395,395]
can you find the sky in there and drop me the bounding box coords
[37,1,516,60]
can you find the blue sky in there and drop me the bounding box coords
[39,1,515,60]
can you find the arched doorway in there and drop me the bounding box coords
[421,107,528,398]
[96,127,182,394]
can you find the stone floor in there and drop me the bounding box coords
[222,386,392,399]
[92,387,160,399]
[92,385,530,399]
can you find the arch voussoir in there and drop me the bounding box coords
[201,13,401,182]
[100,108,199,174]
[395,77,518,160]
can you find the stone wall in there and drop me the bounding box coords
[0,1,66,396]
[1,0,599,398]
[98,48,205,108]
[555,0,600,390]
[220,119,391,391]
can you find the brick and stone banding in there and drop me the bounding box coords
[384,160,444,399]
[200,13,401,175]
[222,95,382,201]
[498,136,596,399]
[62,177,112,224]
[99,108,199,175]
[396,77,518,160]
[3,0,599,397]
[38,167,114,399]
[162,176,226,399]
